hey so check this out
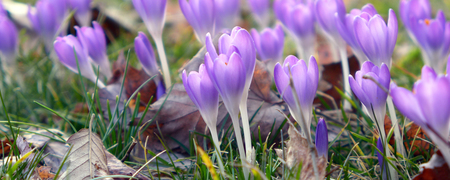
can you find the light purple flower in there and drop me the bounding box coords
[250,25,284,62]
[248,0,270,26]
[182,64,219,127]
[179,0,215,43]
[315,0,346,37]
[409,11,450,72]
[354,9,398,67]
[376,137,387,180]
[68,0,92,27]
[274,55,319,133]
[315,118,328,159]
[349,61,390,124]
[336,4,378,64]
[54,35,102,86]
[214,0,239,33]
[0,15,18,65]
[275,0,315,39]
[399,0,431,30]
[76,21,112,79]
[205,27,256,87]
[132,0,167,37]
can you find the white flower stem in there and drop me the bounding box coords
[378,117,398,180]
[239,90,253,162]
[153,36,172,88]
[209,127,225,175]
[338,47,352,111]
[230,112,249,179]
[387,97,405,158]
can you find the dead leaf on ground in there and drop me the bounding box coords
[106,150,151,180]
[0,139,13,157]
[413,151,450,180]
[35,166,55,179]
[275,123,327,179]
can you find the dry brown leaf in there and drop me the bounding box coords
[35,166,55,179]
[105,150,151,180]
[275,123,327,180]
[59,129,110,180]
[413,151,450,180]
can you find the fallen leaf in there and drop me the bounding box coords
[404,123,434,157]
[275,123,327,179]
[0,139,12,157]
[413,151,450,180]
[105,150,151,180]
[59,129,110,180]
[35,166,55,179]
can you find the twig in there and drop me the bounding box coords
[130,150,167,180]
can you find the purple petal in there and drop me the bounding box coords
[354,17,378,64]
[315,118,328,158]
[390,84,426,127]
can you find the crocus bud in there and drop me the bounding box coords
[349,61,390,124]
[132,0,167,37]
[215,0,239,33]
[336,4,378,64]
[250,25,284,62]
[68,0,92,27]
[182,64,219,128]
[399,0,431,31]
[376,137,387,180]
[179,0,215,43]
[134,32,165,99]
[0,15,18,65]
[76,21,112,79]
[315,118,328,159]
[274,55,319,135]
[391,66,450,164]
[409,11,450,73]
[354,9,398,68]
[315,0,346,38]
[54,35,104,87]
[248,0,270,27]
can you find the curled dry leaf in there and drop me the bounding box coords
[275,123,327,180]
[413,151,450,180]
[59,129,110,180]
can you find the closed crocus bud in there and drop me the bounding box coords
[76,21,112,79]
[315,118,328,159]
[376,137,387,180]
[179,0,215,43]
[0,15,18,65]
[336,4,378,64]
[409,11,450,73]
[274,55,319,135]
[54,35,104,87]
[354,9,398,68]
[134,32,165,99]
[68,0,92,27]
[349,61,390,125]
[250,25,284,62]
[315,0,346,38]
[248,0,270,27]
[399,0,431,31]
[132,0,167,37]
[215,0,239,33]
[391,66,450,165]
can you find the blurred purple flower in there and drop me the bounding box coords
[376,137,387,180]
[250,25,284,62]
[399,0,431,31]
[409,11,450,72]
[132,0,167,37]
[336,4,378,64]
[76,21,112,79]
[182,64,219,127]
[53,35,103,87]
[0,15,18,65]
[248,0,269,27]
[349,61,390,124]
[354,9,398,67]
[214,0,239,33]
[135,32,165,99]
[315,118,328,159]
[315,0,346,37]
[179,0,215,43]
[274,55,319,134]
[68,0,92,27]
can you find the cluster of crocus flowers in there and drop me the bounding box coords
[68,0,92,27]
[391,65,450,166]
[274,0,315,61]
[251,24,284,73]
[400,0,450,73]
[132,0,172,88]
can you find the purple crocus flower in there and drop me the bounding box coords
[349,61,390,125]
[132,0,167,37]
[75,21,112,79]
[54,35,104,87]
[214,0,239,33]
[399,0,431,31]
[353,9,398,68]
[315,0,346,39]
[336,4,378,64]
[250,25,284,62]
[274,55,319,135]
[376,137,387,180]
[391,66,450,164]
[248,0,270,27]
[0,15,18,65]
[68,0,92,27]
[274,0,315,60]
[315,118,328,159]
[134,32,166,99]
[409,11,450,73]
[179,0,215,43]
